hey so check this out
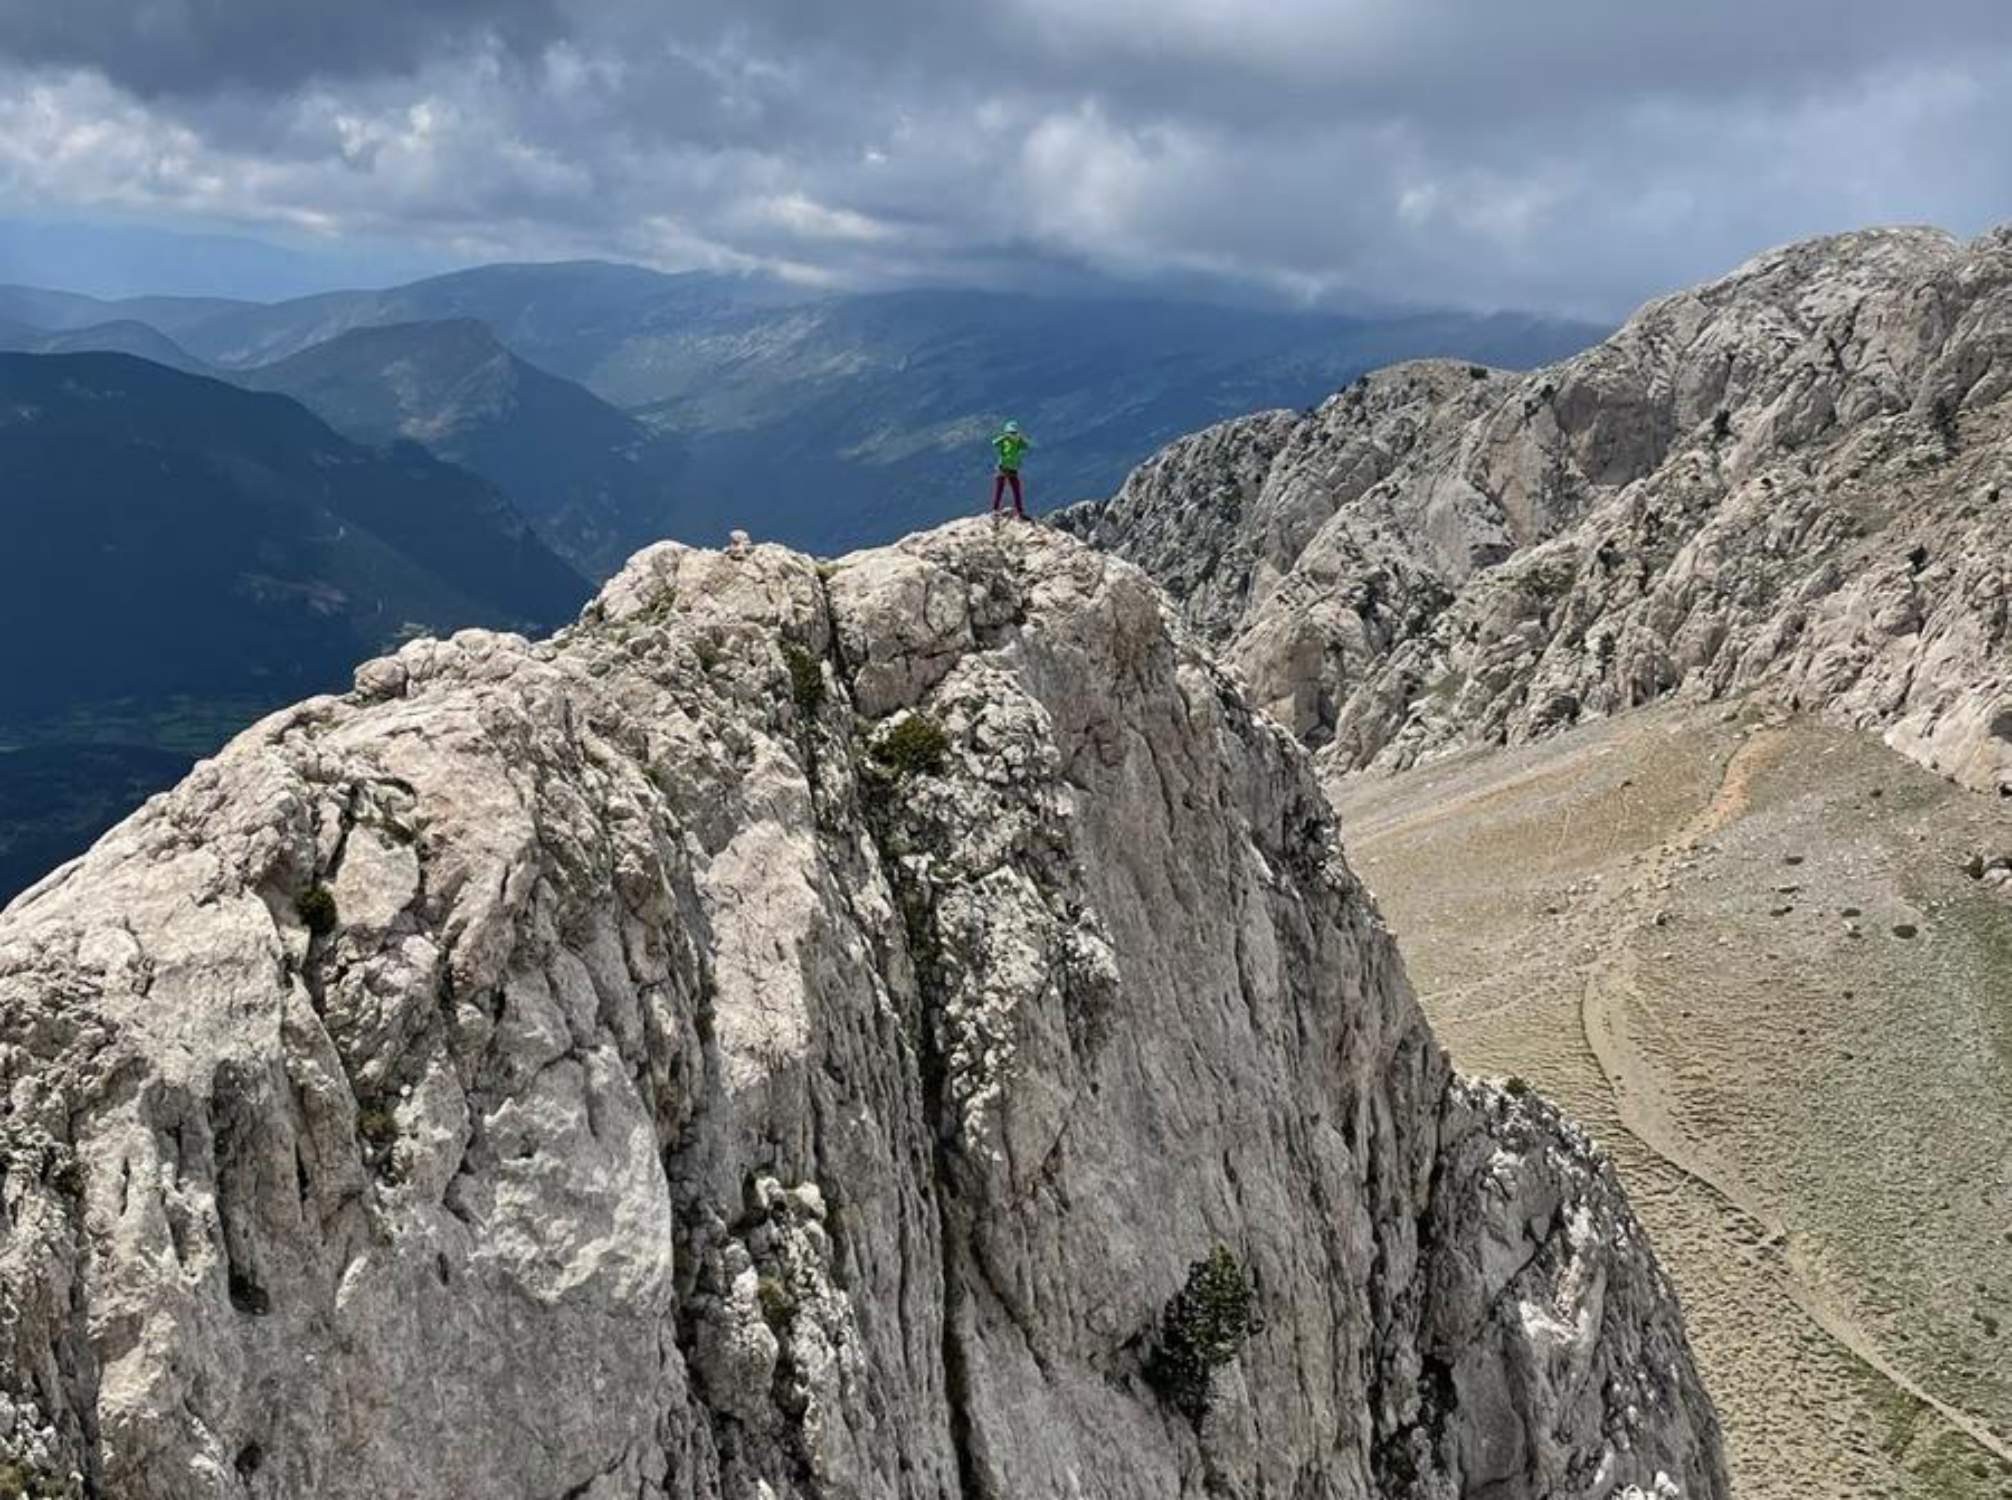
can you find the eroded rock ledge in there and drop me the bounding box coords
[1064,227,2012,797]
[0,522,1723,1498]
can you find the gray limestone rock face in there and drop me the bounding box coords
[1076,226,2012,797]
[0,522,1723,1499]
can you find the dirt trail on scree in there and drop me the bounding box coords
[1335,702,2012,1500]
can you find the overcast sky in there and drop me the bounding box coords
[0,0,2007,317]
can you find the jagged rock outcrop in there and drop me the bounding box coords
[0,522,1723,1497]
[1062,227,2012,795]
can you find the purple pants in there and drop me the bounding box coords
[992,469,1025,515]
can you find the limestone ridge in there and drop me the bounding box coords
[1060,226,2012,795]
[0,522,1723,1497]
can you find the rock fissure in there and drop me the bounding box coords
[850,701,992,1500]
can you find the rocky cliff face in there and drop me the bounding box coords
[1061,227,2012,795]
[0,523,1723,1498]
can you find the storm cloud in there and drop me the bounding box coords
[0,0,2007,317]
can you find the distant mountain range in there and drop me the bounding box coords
[0,316,213,372]
[0,350,584,725]
[0,265,1603,558]
[237,320,685,577]
[0,263,1599,904]
[0,218,459,302]
[0,284,250,341]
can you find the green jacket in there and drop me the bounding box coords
[993,431,1031,471]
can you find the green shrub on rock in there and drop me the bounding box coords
[296,884,338,937]
[756,1274,796,1331]
[1148,1245,1261,1420]
[783,643,826,718]
[0,1458,81,1499]
[872,714,949,779]
[357,1103,398,1151]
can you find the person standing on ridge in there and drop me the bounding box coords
[991,420,1032,520]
